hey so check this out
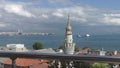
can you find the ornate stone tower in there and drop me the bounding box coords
[63,15,75,54]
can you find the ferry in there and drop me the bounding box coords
[85,34,90,37]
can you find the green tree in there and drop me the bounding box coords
[74,61,91,68]
[91,63,110,68]
[58,45,64,49]
[75,45,80,51]
[33,42,43,50]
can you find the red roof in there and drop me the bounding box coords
[115,53,120,57]
[3,58,48,67]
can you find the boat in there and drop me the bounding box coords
[77,34,81,38]
[85,34,90,37]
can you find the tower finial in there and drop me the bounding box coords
[67,14,70,23]
[67,14,70,27]
[68,14,69,20]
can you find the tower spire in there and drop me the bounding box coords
[66,15,72,35]
[67,14,70,27]
[68,14,70,22]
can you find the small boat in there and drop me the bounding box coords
[85,34,90,37]
[77,34,81,38]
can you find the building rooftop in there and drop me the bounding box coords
[3,58,48,67]
[0,57,11,63]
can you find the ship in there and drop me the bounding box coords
[85,34,90,37]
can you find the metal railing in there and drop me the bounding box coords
[0,51,120,68]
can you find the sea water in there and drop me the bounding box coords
[0,34,120,51]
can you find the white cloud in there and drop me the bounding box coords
[104,14,120,17]
[56,7,85,16]
[0,4,4,8]
[0,14,2,18]
[103,14,120,25]
[4,4,35,17]
[2,0,120,33]
[48,0,69,3]
[0,0,5,8]
[71,16,87,22]
[48,0,72,5]
[70,7,85,16]
[50,6,86,22]
[52,12,64,17]
[0,22,8,27]
[41,14,48,18]
[110,18,120,24]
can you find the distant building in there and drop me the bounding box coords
[63,15,75,54]
[2,58,48,68]
[0,44,28,52]
[99,48,106,56]
[75,47,91,55]
[0,58,11,68]
[33,48,57,54]
[76,48,107,56]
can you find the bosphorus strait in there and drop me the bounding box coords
[0,34,120,51]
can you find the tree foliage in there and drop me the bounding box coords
[33,42,43,50]
[91,63,110,68]
[75,45,80,51]
[74,61,91,68]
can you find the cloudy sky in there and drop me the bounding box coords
[1,0,120,35]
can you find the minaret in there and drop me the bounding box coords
[63,15,75,54]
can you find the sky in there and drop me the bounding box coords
[1,0,120,35]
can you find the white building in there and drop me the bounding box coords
[63,16,75,54]
[0,44,28,52]
[33,48,56,53]
[99,48,106,56]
